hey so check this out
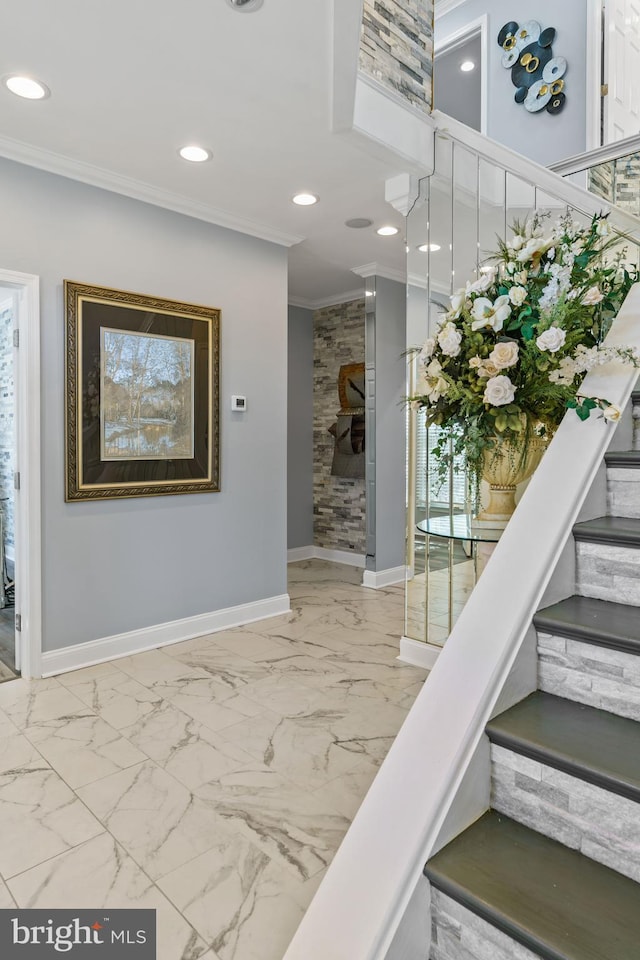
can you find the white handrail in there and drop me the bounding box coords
[549,133,640,177]
[284,284,640,960]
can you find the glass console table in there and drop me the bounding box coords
[414,515,503,642]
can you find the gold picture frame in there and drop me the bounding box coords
[65,280,220,501]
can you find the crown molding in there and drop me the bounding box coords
[289,287,364,310]
[0,135,303,248]
[351,262,406,284]
[435,0,469,19]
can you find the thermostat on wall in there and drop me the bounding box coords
[231,395,247,412]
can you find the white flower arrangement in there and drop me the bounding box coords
[410,211,640,484]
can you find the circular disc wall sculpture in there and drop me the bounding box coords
[497,20,567,115]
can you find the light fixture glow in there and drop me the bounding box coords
[178,145,211,163]
[4,75,49,100]
[376,225,399,236]
[292,193,318,206]
[418,243,441,252]
[460,60,475,72]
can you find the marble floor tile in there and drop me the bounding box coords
[0,731,42,774]
[0,677,91,730]
[158,828,305,960]
[114,649,213,692]
[164,646,271,692]
[311,762,381,819]
[195,769,350,882]
[57,661,126,687]
[212,627,332,663]
[0,707,19,739]
[119,701,256,791]
[68,671,165,730]
[7,833,208,960]
[77,761,230,881]
[0,760,104,878]
[162,678,263,734]
[0,874,16,907]
[23,713,147,788]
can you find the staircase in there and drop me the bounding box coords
[424,391,640,959]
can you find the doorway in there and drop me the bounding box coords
[434,16,487,134]
[0,270,41,680]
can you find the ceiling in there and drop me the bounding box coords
[1,0,418,307]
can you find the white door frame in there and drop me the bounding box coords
[585,0,604,150]
[0,270,41,679]
[434,15,488,136]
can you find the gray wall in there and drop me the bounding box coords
[0,157,288,653]
[436,0,588,166]
[287,306,314,550]
[370,277,407,571]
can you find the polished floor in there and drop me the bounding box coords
[0,560,428,960]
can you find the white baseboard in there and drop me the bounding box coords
[287,545,316,562]
[398,635,441,670]
[362,565,407,589]
[41,593,291,678]
[287,545,365,568]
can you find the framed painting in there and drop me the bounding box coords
[65,280,220,501]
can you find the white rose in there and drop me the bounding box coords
[510,235,525,251]
[602,403,621,422]
[450,288,466,314]
[470,295,511,333]
[419,338,435,362]
[582,286,604,305]
[536,327,566,353]
[437,322,462,357]
[509,286,526,306]
[483,375,516,407]
[426,358,443,379]
[477,361,500,379]
[489,341,519,370]
[596,219,611,237]
[469,356,482,369]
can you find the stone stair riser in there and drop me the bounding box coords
[607,467,640,519]
[632,401,640,451]
[537,632,640,721]
[576,540,640,605]
[491,744,640,884]
[430,888,539,960]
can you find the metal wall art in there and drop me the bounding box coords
[497,20,567,115]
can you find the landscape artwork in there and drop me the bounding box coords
[101,329,195,461]
[65,280,220,501]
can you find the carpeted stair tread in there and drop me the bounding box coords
[486,691,640,803]
[425,810,640,960]
[534,595,640,654]
[605,450,640,468]
[572,515,640,546]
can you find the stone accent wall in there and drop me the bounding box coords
[607,465,640,518]
[576,540,640,605]
[359,0,433,114]
[537,631,640,721]
[430,887,540,960]
[491,743,640,883]
[0,306,14,559]
[313,300,366,554]
[589,154,640,219]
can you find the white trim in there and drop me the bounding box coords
[398,635,441,669]
[314,547,365,567]
[435,15,488,136]
[288,288,364,311]
[0,271,41,680]
[287,545,316,563]
[435,0,469,19]
[352,262,406,284]
[351,75,436,174]
[0,135,302,249]
[362,566,407,589]
[586,0,604,151]
[41,593,291,677]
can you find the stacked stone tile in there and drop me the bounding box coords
[313,300,366,555]
[359,0,433,113]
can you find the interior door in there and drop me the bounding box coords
[604,0,640,143]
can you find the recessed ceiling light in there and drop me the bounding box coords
[376,226,399,236]
[292,193,318,206]
[345,218,373,229]
[178,145,211,163]
[227,0,264,9]
[4,75,50,100]
[417,243,441,252]
[460,60,475,72]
